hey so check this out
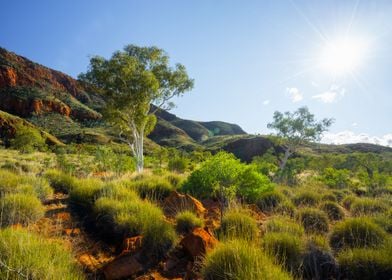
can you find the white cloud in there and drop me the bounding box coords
[312,84,345,103]
[263,99,270,105]
[286,87,303,103]
[322,131,392,147]
[351,122,358,127]
[311,81,319,88]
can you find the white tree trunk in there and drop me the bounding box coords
[279,148,292,172]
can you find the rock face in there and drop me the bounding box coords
[121,235,143,256]
[163,191,206,217]
[103,255,144,280]
[180,227,218,259]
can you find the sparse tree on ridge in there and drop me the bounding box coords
[267,106,333,176]
[79,45,194,172]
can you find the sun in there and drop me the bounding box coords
[319,37,368,76]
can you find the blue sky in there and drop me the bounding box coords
[1,0,391,145]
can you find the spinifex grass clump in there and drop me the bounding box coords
[0,228,84,280]
[330,218,387,250]
[337,244,392,280]
[175,210,204,233]
[342,195,357,210]
[350,198,388,216]
[297,208,329,234]
[262,232,304,273]
[292,191,320,207]
[320,201,344,221]
[0,169,52,200]
[202,239,292,280]
[256,190,285,212]
[0,193,44,227]
[217,209,258,241]
[128,175,174,201]
[44,169,79,193]
[264,216,304,236]
[69,178,104,212]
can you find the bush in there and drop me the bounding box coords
[10,126,47,153]
[44,169,78,193]
[168,157,189,173]
[264,216,304,236]
[218,210,259,241]
[292,191,320,207]
[256,190,284,212]
[330,218,386,250]
[142,219,177,259]
[321,167,350,188]
[263,232,304,273]
[297,208,329,234]
[202,239,292,280]
[320,201,344,221]
[0,228,84,279]
[0,193,44,227]
[175,211,204,233]
[182,152,244,200]
[338,247,392,280]
[351,198,388,216]
[237,166,274,203]
[275,200,296,217]
[165,173,185,189]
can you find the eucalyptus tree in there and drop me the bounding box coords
[79,45,194,172]
[267,106,333,175]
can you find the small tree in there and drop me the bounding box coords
[267,107,333,176]
[79,45,194,172]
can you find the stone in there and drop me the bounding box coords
[103,255,143,280]
[180,227,218,259]
[164,191,206,217]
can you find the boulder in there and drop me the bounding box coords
[164,191,206,217]
[180,227,218,259]
[103,255,143,280]
[121,235,143,255]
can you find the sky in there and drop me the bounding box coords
[1,0,391,146]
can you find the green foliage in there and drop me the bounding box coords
[263,232,304,273]
[275,200,296,217]
[320,167,351,188]
[338,246,392,280]
[297,208,329,234]
[0,193,44,227]
[129,175,174,201]
[292,191,320,207]
[175,211,204,233]
[264,216,304,236]
[342,194,357,210]
[320,201,344,220]
[168,156,189,173]
[218,209,258,241]
[10,126,47,153]
[0,228,84,280]
[94,146,135,173]
[330,218,387,250]
[237,166,274,203]
[69,178,104,212]
[202,239,292,280]
[256,190,285,212]
[351,198,388,216]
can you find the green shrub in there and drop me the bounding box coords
[10,126,47,153]
[44,169,78,193]
[320,201,344,220]
[0,193,44,226]
[130,176,174,201]
[202,239,292,280]
[292,191,320,207]
[168,157,189,173]
[256,190,284,212]
[175,211,204,233]
[182,152,243,200]
[338,247,392,280]
[264,216,304,236]
[237,166,274,203]
[330,218,386,250]
[218,210,259,241]
[263,232,304,273]
[321,167,350,188]
[142,219,177,259]
[0,228,84,279]
[165,173,185,189]
[297,208,329,234]
[351,198,388,216]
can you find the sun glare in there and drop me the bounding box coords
[319,37,368,76]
